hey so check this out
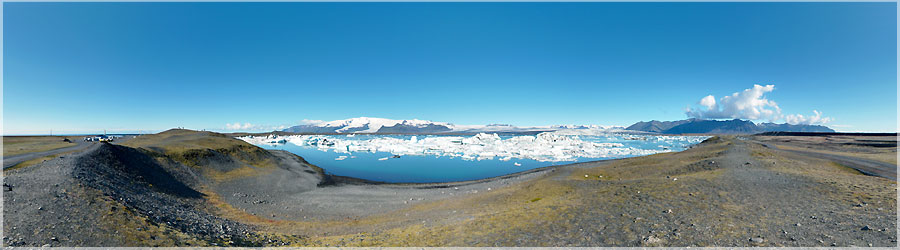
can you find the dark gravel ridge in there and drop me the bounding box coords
[4,142,306,246]
[71,143,256,244]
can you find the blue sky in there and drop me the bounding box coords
[4,2,897,134]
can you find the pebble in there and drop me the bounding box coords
[861,225,872,231]
[750,237,764,243]
[795,223,801,226]
[643,235,662,244]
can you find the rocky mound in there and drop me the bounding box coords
[72,143,253,244]
[4,130,327,247]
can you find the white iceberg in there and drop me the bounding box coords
[239,132,709,163]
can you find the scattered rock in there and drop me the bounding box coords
[663,209,673,214]
[861,225,872,231]
[750,237,765,243]
[642,235,662,244]
[795,223,801,226]
[3,184,12,191]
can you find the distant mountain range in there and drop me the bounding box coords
[626,119,835,134]
[281,117,834,135]
[282,117,623,134]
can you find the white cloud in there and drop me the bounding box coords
[224,123,288,131]
[784,110,833,125]
[686,84,832,124]
[686,84,781,121]
[299,119,324,125]
[699,95,717,109]
[226,122,255,130]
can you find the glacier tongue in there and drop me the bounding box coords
[239,132,708,162]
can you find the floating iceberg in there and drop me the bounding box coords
[239,132,708,162]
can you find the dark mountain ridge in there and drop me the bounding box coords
[627,118,835,134]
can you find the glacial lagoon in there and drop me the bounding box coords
[244,133,709,183]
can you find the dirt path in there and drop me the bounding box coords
[756,141,897,181]
[3,137,138,170]
[3,140,92,169]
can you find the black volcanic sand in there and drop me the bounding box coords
[3,132,897,247]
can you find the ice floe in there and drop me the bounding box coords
[240,132,709,162]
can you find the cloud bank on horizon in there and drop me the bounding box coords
[685,84,832,125]
[225,122,287,131]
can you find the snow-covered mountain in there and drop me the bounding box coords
[282,117,625,134]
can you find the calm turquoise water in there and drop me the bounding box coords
[251,134,706,183]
